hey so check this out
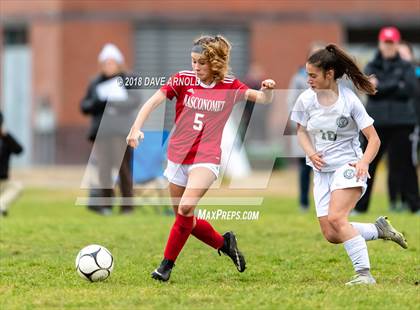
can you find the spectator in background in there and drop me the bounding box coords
[0,111,23,217]
[80,43,138,215]
[34,96,56,164]
[287,42,324,212]
[387,40,420,212]
[399,40,420,129]
[355,27,419,214]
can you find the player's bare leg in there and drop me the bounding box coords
[168,182,185,215]
[319,188,376,285]
[322,188,408,248]
[152,168,215,281]
[177,167,216,216]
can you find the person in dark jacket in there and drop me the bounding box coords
[0,111,24,216]
[388,41,420,211]
[355,27,419,214]
[386,41,420,212]
[81,43,138,215]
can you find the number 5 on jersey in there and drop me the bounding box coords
[193,113,204,131]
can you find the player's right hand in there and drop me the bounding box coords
[126,128,144,148]
[261,79,276,90]
[309,152,325,170]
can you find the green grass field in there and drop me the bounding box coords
[0,188,419,309]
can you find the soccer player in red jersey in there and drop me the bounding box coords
[127,35,275,281]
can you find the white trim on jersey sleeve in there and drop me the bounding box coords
[223,78,234,84]
[167,70,197,98]
[233,84,245,104]
[290,90,311,127]
[223,74,235,84]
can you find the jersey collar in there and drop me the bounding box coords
[199,79,217,89]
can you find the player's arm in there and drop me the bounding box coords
[245,79,275,104]
[360,125,380,164]
[296,124,325,170]
[350,125,380,180]
[126,90,167,148]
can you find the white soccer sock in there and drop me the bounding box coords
[350,222,379,241]
[343,235,371,272]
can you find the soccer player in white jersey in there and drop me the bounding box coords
[291,44,407,285]
[126,35,275,281]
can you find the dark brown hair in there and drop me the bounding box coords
[307,43,376,95]
[193,35,231,81]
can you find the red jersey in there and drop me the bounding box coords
[160,70,249,164]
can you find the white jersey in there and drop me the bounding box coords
[291,85,374,172]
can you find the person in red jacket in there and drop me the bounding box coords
[127,35,275,281]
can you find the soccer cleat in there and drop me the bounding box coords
[218,231,246,272]
[345,274,376,286]
[151,259,174,282]
[375,216,408,249]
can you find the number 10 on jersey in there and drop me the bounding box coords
[193,113,204,131]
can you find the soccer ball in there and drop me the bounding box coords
[75,244,114,282]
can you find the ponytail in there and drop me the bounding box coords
[308,43,376,95]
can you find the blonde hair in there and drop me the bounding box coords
[193,35,232,81]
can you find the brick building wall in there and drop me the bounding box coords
[1,0,419,163]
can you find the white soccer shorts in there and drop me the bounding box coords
[313,163,367,217]
[164,160,220,187]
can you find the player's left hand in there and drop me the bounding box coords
[261,79,276,90]
[349,161,370,182]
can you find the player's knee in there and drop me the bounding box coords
[327,214,346,231]
[178,204,194,216]
[322,228,340,244]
